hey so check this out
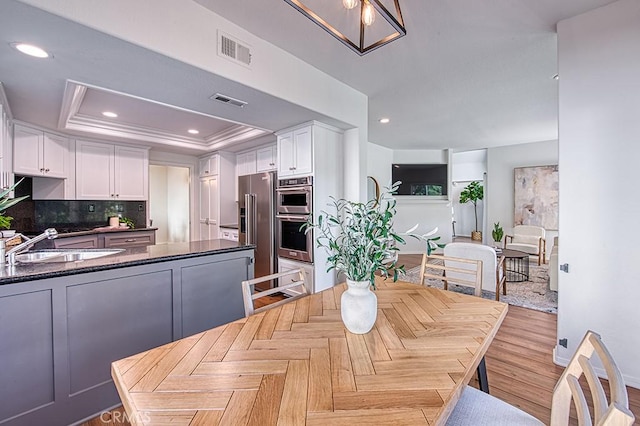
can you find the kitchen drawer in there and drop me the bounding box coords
[53,235,99,249]
[103,230,156,248]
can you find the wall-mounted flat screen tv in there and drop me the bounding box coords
[392,164,448,196]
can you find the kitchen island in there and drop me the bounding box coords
[0,240,254,426]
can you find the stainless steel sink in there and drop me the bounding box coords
[14,249,125,264]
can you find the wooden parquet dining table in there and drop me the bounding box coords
[111,277,508,425]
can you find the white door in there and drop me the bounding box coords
[149,165,190,244]
[199,176,219,240]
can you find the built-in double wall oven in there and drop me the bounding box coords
[276,176,313,263]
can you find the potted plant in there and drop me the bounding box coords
[460,181,484,241]
[0,179,29,232]
[304,182,441,334]
[492,222,504,248]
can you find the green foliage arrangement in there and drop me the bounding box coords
[460,181,484,232]
[492,222,504,243]
[119,217,135,229]
[304,182,442,288]
[0,179,29,230]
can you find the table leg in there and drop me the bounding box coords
[477,357,490,393]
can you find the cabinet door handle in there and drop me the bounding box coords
[45,168,50,172]
[111,194,115,197]
[40,168,45,172]
[289,167,294,170]
[124,239,136,242]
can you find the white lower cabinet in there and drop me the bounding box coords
[278,257,314,294]
[76,140,148,200]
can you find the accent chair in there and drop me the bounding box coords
[505,225,546,265]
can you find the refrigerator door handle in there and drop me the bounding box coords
[246,193,257,244]
[245,193,252,244]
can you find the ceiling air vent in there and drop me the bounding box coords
[218,30,252,67]
[210,93,248,108]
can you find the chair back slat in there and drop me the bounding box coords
[578,355,607,421]
[419,254,483,297]
[241,269,308,316]
[550,331,635,426]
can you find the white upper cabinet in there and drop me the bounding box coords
[256,145,277,172]
[114,145,149,200]
[199,154,219,177]
[13,124,69,178]
[76,140,148,200]
[236,151,257,176]
[277,126,313,178]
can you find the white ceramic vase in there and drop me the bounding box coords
[341,279,377,334]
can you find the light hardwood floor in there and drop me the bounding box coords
[83,253,639,425]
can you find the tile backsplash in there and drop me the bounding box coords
[7,200,147,233]
[36,200,147,230]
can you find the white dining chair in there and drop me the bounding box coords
[446,330,635,426]
[241,269,308,316]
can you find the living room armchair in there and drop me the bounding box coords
[505,225,546,265]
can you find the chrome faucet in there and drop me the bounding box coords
[5,228,58,265]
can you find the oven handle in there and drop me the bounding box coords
[276,214,309,221]
[275,186,311,192]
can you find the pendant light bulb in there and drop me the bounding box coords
[343,0,358,10]
[362,1,376,26]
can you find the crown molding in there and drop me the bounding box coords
[0,82,14,122]
[59,80,272,153]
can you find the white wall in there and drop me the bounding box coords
[557,0,640,387]
[451,150,487,238]
[486,140,558,250]
[367,144,453,253]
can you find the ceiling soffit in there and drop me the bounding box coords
[58,81,271,153]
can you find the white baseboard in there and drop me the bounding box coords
[553,345,640,390]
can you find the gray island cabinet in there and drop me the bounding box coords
[0,240,254,426]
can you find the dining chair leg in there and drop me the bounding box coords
[477,357,490,394]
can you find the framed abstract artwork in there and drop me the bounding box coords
[514,165,559,230]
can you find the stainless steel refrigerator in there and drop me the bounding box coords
[238,171,276,287]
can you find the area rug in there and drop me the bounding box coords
[401,262,558,314]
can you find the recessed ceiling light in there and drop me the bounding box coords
[11,42,50,58]
[379,118,390,124]
[188,129,200,135]
[102,111,118,118]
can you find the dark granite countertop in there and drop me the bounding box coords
[0,239,254,285]
[219,224,238,229]
[54,227,159,238]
